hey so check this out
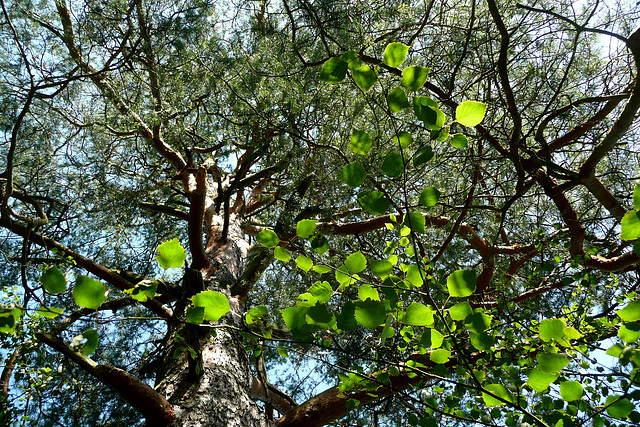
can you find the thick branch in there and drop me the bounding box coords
[36,332,175,426]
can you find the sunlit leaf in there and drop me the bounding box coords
[354,299,386,329]
[634,185,640,210]
[352,63,377,92]
[527,366,558,392]
[281,306,308,331]
[560,381,583,401]
[446,270,477,297]
[605,396,634,419]
[296,255,313,272]
[401,66,430,91]
[537,352,569,373]
[35,306,64,319]
[621,210,640,240]
[419,187,440,207]
[617,300,640,322]
[388,88,410,113]
[41,266,67,294]
[0,308,21,334]
[404,302,434,326]
[392,131,412,148]
[464,311,492,333]
[70,329,99,355]
[346,251,367,274]
[618,323,640,343]
[256,230,280,248]
[296,220,317,239]
[470,331,494,350]
[482,384,514,407]
[405,265,424,287]
[450,133,468,148]
[358,284,380,301]
[124,280,157,302]
[338,162,366,187]
[155,238,187,269]
[430,348,451,364]
[449,302,473,321]
[73,276,106,310]
[383,42,410,68]
[319,57,348,83]
[274,246,292,262]
[370,260,392,278]
[455,100,487,127]
[246,305,268,325]
[358,191,390,215]
[310,235,330,254]
[420,329,444,348]
[309,281,333,303]
[192,290,230,322]
[539,318,567,342]
[312,265,331,274]
[350,130,373,155]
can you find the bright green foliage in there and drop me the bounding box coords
[191,291,230,322]
[464,311,492,333]
[155,238,187,269]
[257,230,280,248]
[605,396,634,419]
[352,63,377,92]
[469,332,494,350]
[539,318,567,342]
[388,88,410,113]
[274,246,292,262]
[296,220,317,239]
[621,210,640,240]
[246,305,268,325]
[124,281,157,302]
[421,329,443,348]
[449,302,472,321]
[40,266,67,294]
[455,101,487,127]
[282,306,308,332]
[634,184,640,210]
[338,162,367,187]
[35,306,64,319]
[403,302,433,326]
[345,251,367,274]
[617,300,640,321]
[404,212,425,233]
[392,131,412,148]
[354,299,386,329]
[537,352,569,373]
[296,255,314,272]
[450,133,468,148]
[446,270,477,297]
[306,303,335,329]
[370,260,392,277]
[71,329,99,355]
[382,153,404,177]
[559,381,583,401]
[419,187,441,207]
[527,367,559,392]
[0,308,21,333]
[319,57,348,83]
[401,66,430,91]
[350,130,373,155]
[358,284,380,301]
[482,384,514,407]
[308,281,333,303]
[73,276,107,309]
[383,43,410,68]
[429,349,451,364]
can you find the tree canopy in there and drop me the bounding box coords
[1,0,640,426]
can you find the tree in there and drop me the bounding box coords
[1,0,640,425]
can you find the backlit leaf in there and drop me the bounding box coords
[482,384,514,407]
[404,302,434,326]
[124,280,157,302]
[392,131,412,148]
[41,266,67,294]
[383,42,410,67]
[560,381,583,401]
[296,220,317,239]
[464,311,492,333]
[309,281,333,303]
[246,305,268,325]
[621,210,640,240]
[156,238,187,269]
[617,300,640,322]
[370,260,392,278]
[401,66,430,91]
[450,302,473,321]
[537,352,569,373]
[71,329,99,355]
[274,246,292,262]
[73,276,106,310]
[338,162,366,187]
[256,230,280,248]
[355,299,386,329]
[455,100,487,127]
[388,88,410,113]
[186,306,205,325]
[350,130,373,155]
[430,348,451,364]
[35,306,64,319]
[382,153,404,177]
[319,57,348,83]
[352,63,377,92]
[282,306,308,331]
[634,185,640,210]
[358,284,380,301]
[539,318,567,342]
[296,255,313,272]
[527,366,558,392]
[192,290,230,322]
[605,396,634,419]
[450,133,468,148]
[419,187,440,207]
[0,308,21,334]
[346,251,367,274]
[358,191,390,215]
[446,270,477,297]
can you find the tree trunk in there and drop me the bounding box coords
[156,212,273,427]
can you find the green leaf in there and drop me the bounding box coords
[537,352,569,373]
[539,318,567,342]
[401,66,430,91]
[617,300,640,322]
[338,162,366,187]
[346,251,367,274]
[482,384,514,407]
[337,301,357,332]
[560,381,583,401]
[382,153,404,177]
[370,260,393,278]
[621,210,640,240]
[310,235,330,254]
[156,238,187,269]
[413,146,434,167]
[312,265,331,274]
[192,290,230,322]
[449,302,473,321]
[124,281,157,302]
[464,311,492,333]
[340,51,359,68]
[404,302,434,326]
[335,265,358,288]
[319,57,348,83]
[450,133,468,148]
[309,281,333,303]
[282,306,309,331]
[430,126,449,143]
[358,284,380,301]
[186,306,205,325]
[350,130,373,155]
[413,97,437,125]
[296,220,317,239]
[274,246,292,262]
[40,266,67,294]
[388,88,410,113]
[73,276,106,310]
[352,63,377,92]
[421,329,444,349]
[71,329,99,355]
[35,306,64,319]
[392,131,412,148]
[470,331,494,350]
[618,323,640,343]
[526,366,558,392]
[405,265,424,287]
[446,270,477,297]
[634,185,640,210]
[605,396,634,419]
[296,255,313,272]
[455,100,487,127]
[0,308,21,334]
[306,303,334,329]
[277,348,289,358]
[404,212,425,234]
[256,230,280,248]
[419,187,441,207]
[358,191,390,215]
[430,348,451,364]
[246,305,268,325]
[383,42,410,67]
[354,300,386,329]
